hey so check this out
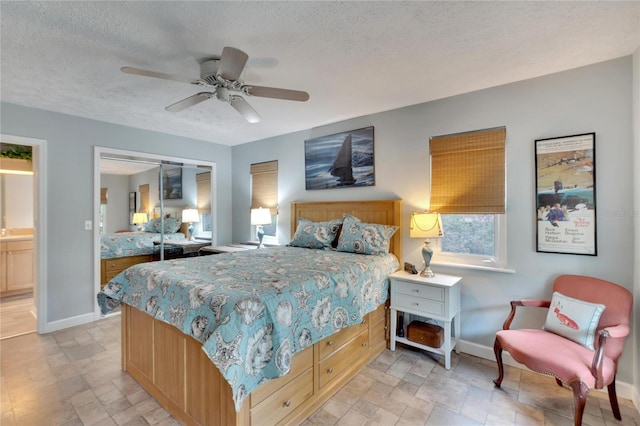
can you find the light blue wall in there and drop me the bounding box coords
[0,104,233,323]
[232,57,636,383]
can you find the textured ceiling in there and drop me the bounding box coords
[1,2,639,146]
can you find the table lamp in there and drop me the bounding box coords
[181,208,200,240]
[132,212,148,231]
[409,212,443,277]
[250,207,271,248]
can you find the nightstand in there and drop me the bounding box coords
[155,240,211,257]
[389,270,462,369]
[199,243,257,255]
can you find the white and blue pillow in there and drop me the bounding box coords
[289,217,343,249]
[335,214,398,255]
[543,291,605,350]
[145,217,182,234]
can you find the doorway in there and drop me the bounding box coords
[0,134,47,338]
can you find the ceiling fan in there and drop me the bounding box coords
[121,47,309,123]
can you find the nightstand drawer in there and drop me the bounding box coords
[394,280,444,302]
[395,293,445,316]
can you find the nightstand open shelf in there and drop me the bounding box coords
[389,270,462,369]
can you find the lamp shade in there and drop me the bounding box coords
[181,208,200,223]
[251,208,271,226]
[410,213,443,239]
[132,212,148,224]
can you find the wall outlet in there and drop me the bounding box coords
[84,220,92,231]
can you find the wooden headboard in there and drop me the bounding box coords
[290,199,402,264]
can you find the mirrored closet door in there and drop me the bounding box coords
[97,151,215,301]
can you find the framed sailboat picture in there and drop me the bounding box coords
[304,126,375,190]
[160,165,182,200]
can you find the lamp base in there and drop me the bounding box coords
[421,240,435,278]
[256,226,265,249]
[420,267,435,278]
[188,223,194,241]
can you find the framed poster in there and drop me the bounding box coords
[304,126,374,190]
[160,165,182,200]
[535,133,596,255]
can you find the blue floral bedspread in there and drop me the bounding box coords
[97,246,398,411]
[100,232,186,259]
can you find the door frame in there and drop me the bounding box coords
[1,134,47,334]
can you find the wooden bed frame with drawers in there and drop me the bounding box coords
[119,199,402,425]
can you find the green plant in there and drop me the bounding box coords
[0,144,32,160]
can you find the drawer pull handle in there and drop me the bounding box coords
[413,303,420,306]
[327,340,333,346]
[384,326,388,330]
[362,319,367,324]
[361,342,367,347]
[283,400,291,408]
[413,289,420,293]
[327,368,333,374]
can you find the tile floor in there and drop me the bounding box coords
[0,293,37,340]
[1,315,638,426]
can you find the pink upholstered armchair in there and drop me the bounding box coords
[493,275,632,426]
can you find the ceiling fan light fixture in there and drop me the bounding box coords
[215,87,230,102]
[121,46,309,123]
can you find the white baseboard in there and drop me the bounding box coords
[42,312,95,333]
[457,339,638,405]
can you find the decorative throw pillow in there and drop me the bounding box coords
[289,218,343,249]
[144,218,160,232]
[335,214,399,255]
[145,217,182,234]
[543,291,605,350]
[163,217,182,234]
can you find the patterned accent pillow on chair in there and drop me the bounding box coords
[543,291,605,349]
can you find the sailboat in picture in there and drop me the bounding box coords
[330,134,356,186]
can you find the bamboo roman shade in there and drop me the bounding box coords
[139,184,149,214]
[250,161,278,214]
[100,188,108,205]
[196,172,211,214]
[430,127,506,214]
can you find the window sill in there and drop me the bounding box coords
[431,261,516,274]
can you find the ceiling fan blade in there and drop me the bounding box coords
[165,92,213,112]
[243,85,310,102]
[229,96,261,123]
[121,66,195,84]
[217,47,249,81]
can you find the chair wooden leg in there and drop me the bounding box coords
[569,380,588,426]
[493,338,504,388]
[607,378,622,421]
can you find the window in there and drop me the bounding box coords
[429,127,507,268]
[250,161,278,240]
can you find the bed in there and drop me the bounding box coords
[100,207,188,288]
[98,199,402,425]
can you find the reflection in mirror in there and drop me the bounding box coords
[98,153,214,289]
